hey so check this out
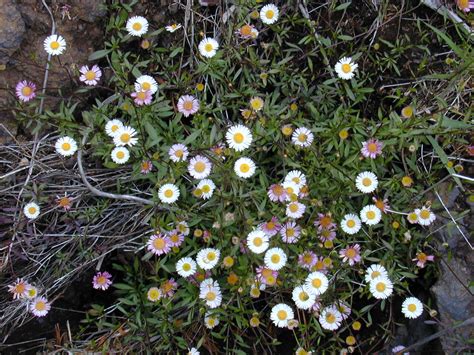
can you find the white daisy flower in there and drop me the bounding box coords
[25,285,39,299]
[204,311,220,329]
[134,75,158,94]
[355,171,378,193]
[30,296,51,317]
[264,247,287,271]
[260,4,279,25]
[158,183,180,204]
[196,248,220,270]
[225,124,253,152]
[113,126,138,147]
[270,303,294,328]
[196,179,216,199]
[234,157,256,179]
[364,264,388,283]
[176,257,197,278]
[360,204,382,225]
[282,180,300,198]
[340,213,362,234]
[199,278,222,308]
[291,127,314,147]
[55,136,78,157]
[415,207,436,226]
[111,147,130,164]
[147,287,162,302]
[188,155,212,179]
[165,23,182,33]
[126,16,149,37]
[401,297,423,319]
[319,306,343,331]
[23,202,40,219]
[43,34,66,55]
[169,143,189,162]
[335,57,358,80]
[407,211,419,224]
[105,119,124,137]
[247,230,269,254]
[285,201,306,219]
[292,285,316,310]
[198,37,219,58]
[305,271,329,296]
[284,170,306,189]
[369,276,393,299]
[188,348,200,355]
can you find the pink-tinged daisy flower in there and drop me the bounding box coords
[169,143,189,162]
[57,193,73,211]
[373,196,390,213]
[314,213,336,231]
[147,234,171,256]
[168,230,184,248]
[392,345,409,354]
[30,296,51,317]
[177,95,199,117]
[333,300,352,320]
[413,252,434,268]
[160,278,178,297]
[339,244,361,266]
[318,228,336,242]
[79,65,102,86]
[314,256,329,273]
[298,251,318,270]
[457,0,474,12]
[361,138,383,159]
[15,80,36,102]
[131,90,153,106]
[236,24,259,39]
[92,271,113,290]
[267,183,288,202]
[259,217,281,237]
[280,221,301,244]
[140,160,153,174]
[256,266,279,286]
[8,278,30,299]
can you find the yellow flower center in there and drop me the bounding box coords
[204,43,213,52]
[16,283,26,293]
[35,301,46,311]
[326,313,336,323]
[312,278,322,288]
[286,228,295,237]
[253,237,263,247]
[367,142,378,153]
[401,106,413,118]
[408,304,417,312]
[201,185,210,193]
[289,203,299,213]
[339,129,349,139]
[233,132,244,143]
[366,211,376,220]
[206,291,216,301]
[266,275,276,285]
[277,310,287,320]
[303,254,312,264]
[153,238,166,250]
[21,86,32,96]
[417,252,427,262]
[120,133,131,143]
[111,124,119,132]
[183,100,194,111]
[240,25,252,36]
[194,161,206,173]
[28,207,37,214]
[371,271,381,279]
[137,91,146,100]
[164,189,173,198]
[299,291,309,301]
[271,254,280,263]
[132,22,142,31]
[62,142,71,151]
[116,151,125,159]
[341,63,352,73]
[240,163,250,173]
[266,10,275,19]
[85,70,96,81]
[207,252,216,261]
[346,248,356,258]
[149,288,160,300]
[298,133,307,142]
[182,263,191,271]
[420,210,430,220]
[346,220,356,228]
[320,216,332,228]
[376,282,386,292]
[362,177,372,186]
[97,276,106,285]
[50,41,60,50]
[250,98,263,110]
[142,82,151,90]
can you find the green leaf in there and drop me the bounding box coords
[88,49,111,61]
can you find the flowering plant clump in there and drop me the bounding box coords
[3,0,473,353]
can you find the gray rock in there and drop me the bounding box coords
[71,0,107,23]
[0,0,26,64]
